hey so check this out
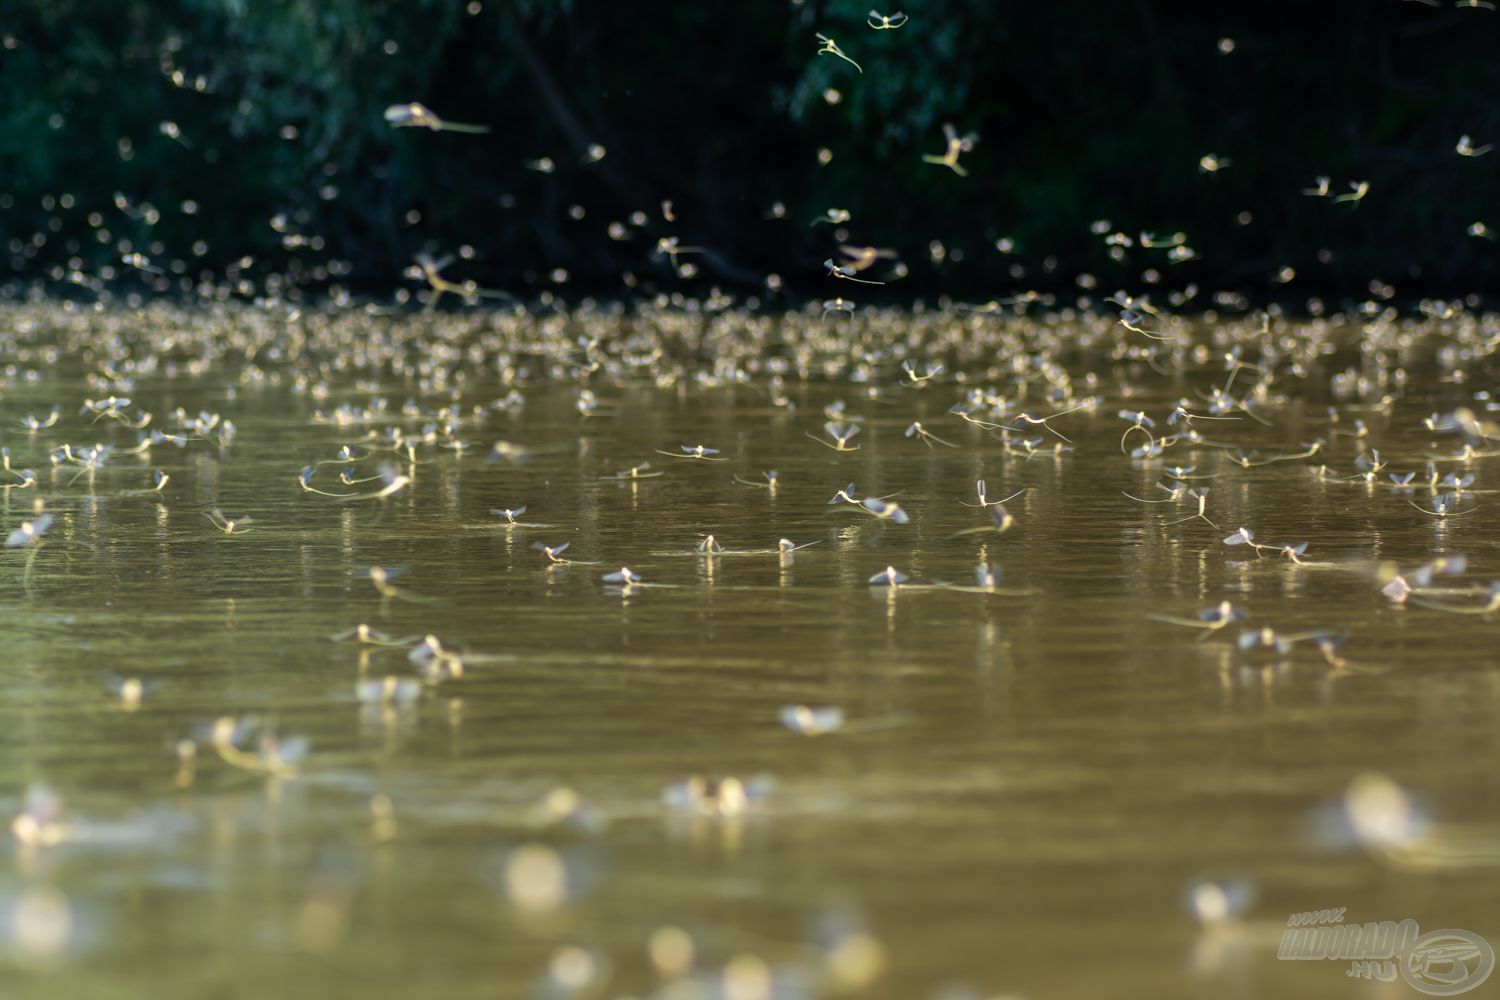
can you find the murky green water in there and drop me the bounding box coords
[2,306,1499,999]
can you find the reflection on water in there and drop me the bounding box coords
[2,304,1500,998]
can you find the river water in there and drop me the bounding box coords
[2,304,1498,999]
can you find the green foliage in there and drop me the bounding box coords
[0,0,1496,300]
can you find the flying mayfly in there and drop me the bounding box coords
[383,103,490,134]
[922,124,979,176]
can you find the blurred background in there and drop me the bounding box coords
[2,0,1498,303]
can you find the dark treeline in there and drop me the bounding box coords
[2,0,1498,305]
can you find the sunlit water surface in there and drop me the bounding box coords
[3,312,1499,1000]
